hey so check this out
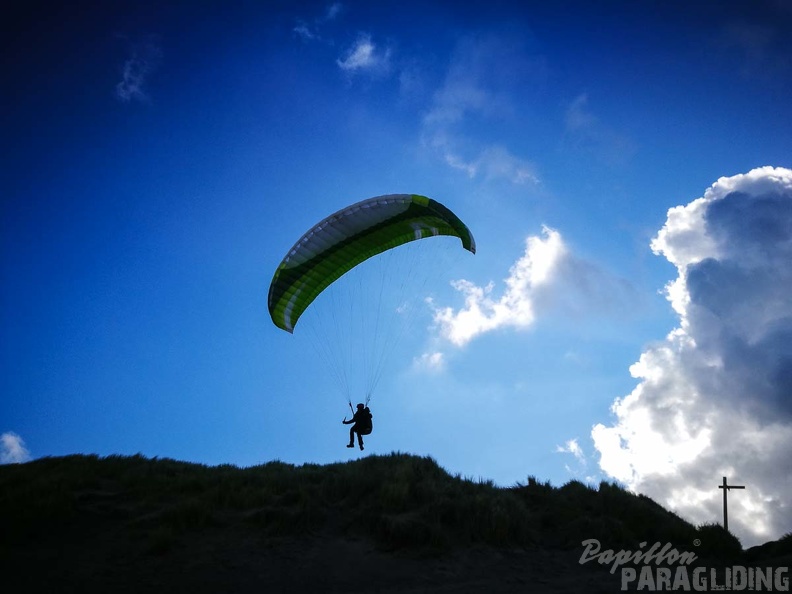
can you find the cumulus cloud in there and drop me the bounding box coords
[433,226,635,346]
[592,166,792,547]
[1,432,32,464]
[433,226,563,346]
[337,33,391,76]
[421,32,543,185]
[115,35,162,103]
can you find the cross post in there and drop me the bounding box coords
[718,476,745,533]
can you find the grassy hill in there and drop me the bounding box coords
[1,453,789,592]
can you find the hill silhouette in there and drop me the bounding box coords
[1,453,789,592]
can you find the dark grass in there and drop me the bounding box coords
[0,452,772,559]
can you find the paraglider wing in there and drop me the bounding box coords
[268,194,476,333]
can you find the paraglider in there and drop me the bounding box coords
[267,193,475,445]
[268,194,475,333]
[343,403,373,450]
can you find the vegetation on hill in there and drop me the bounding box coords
[4,453,790,592]
[1,452,749,558]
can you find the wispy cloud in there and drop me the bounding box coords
[1,432,32,464]
[421,32,544,185]
[556,438,599,482]
[115,35,162,104]
[294,20,542,185]
[336,33,391,76]
[564,93,635,165]
[432,226,636,347]
[433,138,539,185]
[294,23,319,42]
[325,2,343,21]
[413,351,446,373]
[718,8,792,83]
[593,166,792,547]
[294,2,344,42]
[556,438,585,462]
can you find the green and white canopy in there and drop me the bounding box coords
[268,194,476,333]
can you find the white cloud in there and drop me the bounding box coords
[1,432,32,464]
[433,226,563,346]
[413,351,446,373]
[115,35,162,104]
[556,438,585,463]
[337,33,391,76]
[557,438,597,481]
[593,166,792,547]
[433,226,636,347]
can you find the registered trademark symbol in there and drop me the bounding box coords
[693,539,701,547]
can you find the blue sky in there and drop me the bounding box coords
[3,1,792,547]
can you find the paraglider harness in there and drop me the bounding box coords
[347,400,373,435]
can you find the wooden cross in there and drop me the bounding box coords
[718,476,745,533]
